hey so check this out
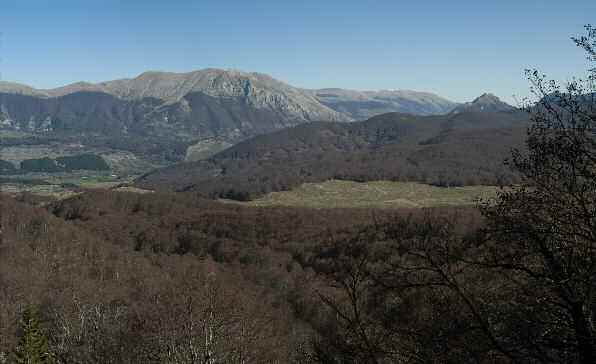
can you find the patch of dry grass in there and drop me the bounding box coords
[242,180,500,209]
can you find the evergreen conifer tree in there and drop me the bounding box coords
[13,306,53,364]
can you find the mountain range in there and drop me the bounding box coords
[1,69,522,187]
[0,69,465,145]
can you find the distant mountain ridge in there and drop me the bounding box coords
[0,70,351,145]
[306,88,458,119]
[0,69,463,145]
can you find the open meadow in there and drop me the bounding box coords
[236,179,500,209]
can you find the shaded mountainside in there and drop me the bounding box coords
[0,91,159,134]
[135,108,529,198]
[0,90,342,143]
[307,88,458,119]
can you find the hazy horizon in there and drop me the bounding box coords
[1,0,595,103]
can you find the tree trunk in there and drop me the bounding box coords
[571,302,596,364]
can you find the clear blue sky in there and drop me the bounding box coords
[0,0,594,103]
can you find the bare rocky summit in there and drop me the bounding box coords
[97,69,348,122]
[450,93,516,114]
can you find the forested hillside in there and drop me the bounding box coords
[137,108,528,198]
[0,189,495,362]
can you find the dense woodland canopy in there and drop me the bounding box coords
[0,26,595,363]
[18,154,110,173]
[1,190,487,363]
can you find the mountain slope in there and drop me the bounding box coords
[0,69,349,144]
[99,70,349,122]
[135,106,529,198]
[0,81,49,97]
[450,93,516,114]
[306,88,458,119]
[0,70,463,147]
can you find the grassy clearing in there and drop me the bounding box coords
[242,180,501,209]
[185,139,233,161]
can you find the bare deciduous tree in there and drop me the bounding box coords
[479,25,596,364]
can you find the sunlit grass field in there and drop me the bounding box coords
[243,180,501,209]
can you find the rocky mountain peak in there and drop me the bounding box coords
[451,93,516,114]
[473,93,501,103]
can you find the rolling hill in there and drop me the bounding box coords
[135,95,527,199]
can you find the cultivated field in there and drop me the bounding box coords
[0,172,134,202]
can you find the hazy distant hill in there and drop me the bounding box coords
[136,95,528,199]
[306,88,458,119]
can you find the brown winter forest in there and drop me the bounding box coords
[1,27,596,364]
